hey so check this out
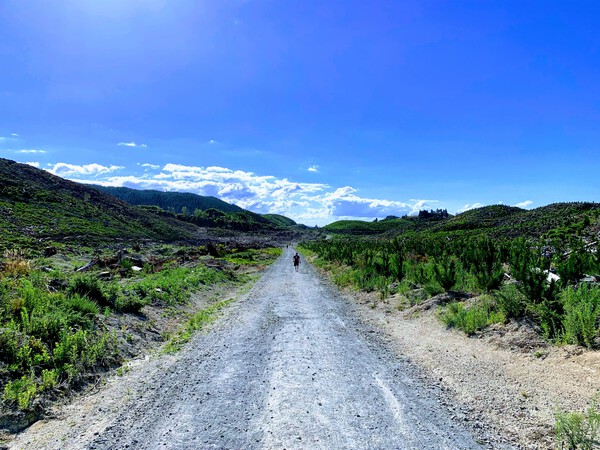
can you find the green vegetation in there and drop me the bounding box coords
[324,217,420,235]
[301,213,600,346]
[0,159,196,251]
[162,299,234,354]
[0,243,281,416]
[221,247,283,266]
[129,266,229,307]
[0,265,120,410]
[91,185,245,214]
[440,296,505,335]
[261,214,298,228]
[323,203,600,240]
[562,285,600,348]
[555,395,600,449]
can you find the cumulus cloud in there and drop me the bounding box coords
[25,162,40,168]
[513,200,533,208]
[11,133,19,137]
[314,187,430,219]
[48,163,124,177]
[456,203,485,214]
[408,199,439,216]
[118,141,147,148]
[307,165,319,173]
[49,161,440,225]
[14,149,46,154]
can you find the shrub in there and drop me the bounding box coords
[556,395,600,450]
[467,238,505,293]
[433,257,457,292]
[410,262,432,286]
[561,285,600,348]
[113,295,148,313]
[41,369,58,390]
[557,250,587,288]
[64,294,100,317]
[494,283,528,318]
[441,297,505,335]
[390,253,405,283]
[424,283,444,297]
[67,274,107,305]
[2,375,38,410]
[1,249,31,277]
[53,329,118,384]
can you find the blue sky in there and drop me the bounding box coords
[1,0,599,226]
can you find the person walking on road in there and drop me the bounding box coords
[293,252,301,272]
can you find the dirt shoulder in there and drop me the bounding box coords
[341,287,600,449]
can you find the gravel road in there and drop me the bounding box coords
[15,248,486,449]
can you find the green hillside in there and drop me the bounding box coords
[324,203,600,240]
[91,185,300,231]
[91,185,244,214]
[324,217,420,235]
[0,159,197,250]
[262,214,297,228]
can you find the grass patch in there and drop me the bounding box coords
[162,299,234,354]
[222,247,283,266]
[440,296,506,335]
[556,395,600,449]
[129,265,229,307]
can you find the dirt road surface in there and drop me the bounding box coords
[9,248,492,449]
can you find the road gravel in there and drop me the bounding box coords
[10,248,487,449]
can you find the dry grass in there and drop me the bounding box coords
[1,249,31,276]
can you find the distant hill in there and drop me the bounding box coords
[91,185,244,215]
[324,217,420,235]
[91,185,300,231]
[428,205,525,233]
[324,203,600,240]
[0,159,197,250]
[261,214,297,228]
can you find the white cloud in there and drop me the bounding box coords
[307,165,319,173]
[315,187,424,219]
[49,161,441,226]
[408,199,439,216]
[140,163,160,170]
[11,133,19,137]
[14,149,46,154]
[118,141,147,148]
[513,200,533,208]
[48,163,124,177]
[25,162,40,168]
[209,139,219,144]
[456,203,485,214]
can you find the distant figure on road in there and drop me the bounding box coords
[293,252,300,272]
